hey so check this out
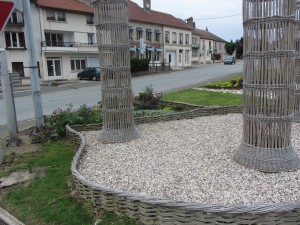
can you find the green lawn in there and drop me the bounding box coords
[163,89,243,106]
[0,141,137,225]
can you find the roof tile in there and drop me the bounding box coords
[36,0,193,30]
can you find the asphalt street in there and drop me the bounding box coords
[0,62,243,137]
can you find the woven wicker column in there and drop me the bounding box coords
[94,0,140,143]
[234,0,300,172]
[295,1,300,122]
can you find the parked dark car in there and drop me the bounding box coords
[77,67,100,81]
[224,56,236,65]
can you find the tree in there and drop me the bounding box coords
[235,37,243,59]
[225,40,236,55]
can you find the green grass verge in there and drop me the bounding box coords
[163,89,242,106]
[0,141,138,225]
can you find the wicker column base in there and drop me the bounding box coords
[99,126,140,143]
[234,143,300,172]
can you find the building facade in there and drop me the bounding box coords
[2,0,226,82]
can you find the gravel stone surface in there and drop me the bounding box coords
[78,114,300,205]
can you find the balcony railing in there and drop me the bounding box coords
[41,41,98,52]
[192,44,200,48]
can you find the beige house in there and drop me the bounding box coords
[187,17,227,64]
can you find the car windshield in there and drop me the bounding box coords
[225,56,232,60]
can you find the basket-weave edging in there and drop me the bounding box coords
[68,105,300,224]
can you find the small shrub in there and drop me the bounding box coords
[134,84,161,110]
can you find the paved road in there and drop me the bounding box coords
[0,62,243,130]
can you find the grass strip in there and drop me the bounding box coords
[0,141,137,225]
[163,89,243,106]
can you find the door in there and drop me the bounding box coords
[47,58,62,80]
[178,53,183,67]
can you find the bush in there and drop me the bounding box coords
[41,104,102,140]
[134,84,161,110]
[131,58,151,73]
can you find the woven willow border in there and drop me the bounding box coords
[68,106,300,225]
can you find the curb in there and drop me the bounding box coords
[0,207,24,225]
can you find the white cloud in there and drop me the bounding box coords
[131,0,243,42]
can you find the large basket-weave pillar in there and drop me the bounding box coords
[234,0,300,172]
[94,0,140,143]
[295,1,300,122]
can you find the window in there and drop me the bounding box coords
[172,32,177,44]
[88,33,95,45]
[87,15,94,24]
[136,28,143,40]
[185,50,190,63]
[209,41,212,50]
[202,40,205,50]
[46,11,55,20]
[185,34,189,45]
[155,30,161,42]
[71,59,86,71]
[192,37,197,45]
[146,29,152,41]
[57,12,66,22]
[179,33,183,44]
[214,42,217,50]
[219,43,221,50]
[192,49,197,57]
[12,62,24,77]
[46,10,66,22]
[9,11,23,24]
[154,51,160,61]
[165,31,170,43]
[5,32,25,48]
[129,27,133,40]
[45,33,63,46]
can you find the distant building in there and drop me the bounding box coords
[187,17,227,64]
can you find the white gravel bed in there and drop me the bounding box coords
[194,87,243,95]
[78,114,300,205]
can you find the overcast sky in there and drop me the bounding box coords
[131,0,243,42]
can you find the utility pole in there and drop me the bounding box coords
[23,0,44,126]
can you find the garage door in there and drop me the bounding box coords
[88,57,100,67]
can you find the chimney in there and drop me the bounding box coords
[143,0,151,12]
[186,17,196,28]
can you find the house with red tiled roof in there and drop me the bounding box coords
[128,0,193,67]
[187,17,227,64]
[2,0,194,82]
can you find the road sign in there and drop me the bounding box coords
[0,1,15,33]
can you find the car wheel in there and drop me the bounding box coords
[92,76,97,81]
[78,75,82,80]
